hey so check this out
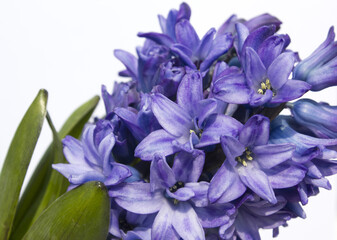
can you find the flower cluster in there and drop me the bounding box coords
[53,3,337,240]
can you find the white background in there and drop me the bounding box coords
[0,0,337,239]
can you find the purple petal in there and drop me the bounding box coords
[172,150,205,183]
[177,70,203,115]
[212,72,251,104]
[244,47,267,89]
[52,164,104,184]
[237,163,277,204]
[208,160,246,203]
[235,23,249,56]
[62,136,86,165]
[171,44,196,69]
[166,187,195,201]
[195,28,216,60]
[105,163,132,186]
[151,200,179,240]
[200,33,233,71]
[135,129,181,160]
[253,143,295,169]
[197,114,242,148]
[125,228,152,240]
[267,52,296,90]
[185,182,209,207]
[194,203,235,228]
[249,89,273,106]
[271,79,311,103]
[258,35,289,69]
[114,49,138,79]
[150,156,176,191]
[110,182,164,214]
[196,99,218,127]
[235,211,261,240]
[172,202,205,240]
[175,19,200,51]
[245,13,282,32]
[267,162,306,189]
[239,114,270,147]
[220,135,246,166]
[114,107,146,141]
[137,32,174,47]
[242,25,276,53]
[313,158,337,176]
[151,93,192,137]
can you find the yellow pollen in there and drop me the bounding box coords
[190,129,195,134]
[246,155,253,161]
[242,160,248,167]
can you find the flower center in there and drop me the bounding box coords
[257,79,275,96]
[236,148,253,167]
[169,181,185,193]
[119,216,135,233]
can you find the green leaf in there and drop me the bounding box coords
[11,96,100,239]
[22,181,110,240]
[0,89,48,240]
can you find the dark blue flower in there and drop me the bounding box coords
[289,99,337,139]
[293,27,337,91]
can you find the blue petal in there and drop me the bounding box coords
[150,155,176,191]
[114,49,138,79]
[110,182,164,214]
[271,79,311,103]
[171,44,196,69]
[135,129,181,160]
[237,163,277,204]
[253,143,295,169]
[239,114,270,147]
[137,32,174,47]
[208,160,246,203]
[172,150,205,183]
[105,163,132,186]
[195,28,216,60]
[244,47,267,89]
[172,202,205,240]
[176,70,203,116]
[194,203,235,228]
[151,93,192,137]
[175,19,200,51]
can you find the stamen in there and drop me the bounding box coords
[236,148,254,167]
[169,181,185,193]
[257,78,275,96]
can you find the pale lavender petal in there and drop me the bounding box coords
[239,114,270,147]
[235,23,249,55]
[177,70,203,115]
[52,164,103,184]
[197,114,242,148]
[267,52,296,89]
[110,182,164,214]
[194,203,235,228]
[150,155,176,191]
[166,187,195,201]
[98,133,115,176]
[135,129,180,160]
[172,202,205,240]
[152,93,192,137]
[151,200,179,240]
[208,160,246,203]
[196,99,218,127]
[62,136,86,165]
[185,182,209,207]
[175,19,200,51]
[237,163,277,204]
[105,163,132,186]
[124,228,152,240]
[172,150,205,183]
[253,143,295,169]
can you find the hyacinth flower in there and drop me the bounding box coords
[212,23,311,107]
[52,120,133,190]
[110,151,235,240]
[208,115,305,204]
[289,99,337,139]
[293,27,337,91]
[270,116,337,204]
[219,194,292,240]
[135,69,242,160]
[139,12,233,72]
